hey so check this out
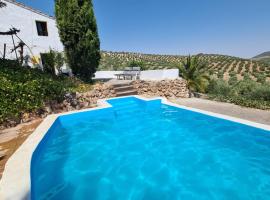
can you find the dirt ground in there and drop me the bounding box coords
[0,119,43,178]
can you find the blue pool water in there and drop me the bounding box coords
[31,97,270,200]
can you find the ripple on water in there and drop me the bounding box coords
[32,99,270,200]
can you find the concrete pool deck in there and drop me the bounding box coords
[0,96,270,199]
[171,98,270,125]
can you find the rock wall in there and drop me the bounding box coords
[132,79,189,98]
[44,83,116,115]
[1,80,189,129]
[2,83,116,129]
[41,80,189,116]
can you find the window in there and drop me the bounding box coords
[36,21,48,36]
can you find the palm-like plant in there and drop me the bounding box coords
[178,55,209,93]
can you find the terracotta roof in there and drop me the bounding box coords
[3,0,55,19]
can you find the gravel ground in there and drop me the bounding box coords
[171,98,270,125]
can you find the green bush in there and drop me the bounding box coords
[228,74,238,85]
[128,60,146,70]
[41,52,55,75]
[217,72,224,79]
[242,72,251,80]
[207,77,270,109]
[254,73,266,84]
[0,59,78,124]
[207,79,231,97]
[41,50,65,75]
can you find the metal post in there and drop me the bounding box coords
[3,43,6,59]
[11,35,18,60]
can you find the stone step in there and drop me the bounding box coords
[114,85,134,92]
[115,90,138,97]
[112,83,131,88]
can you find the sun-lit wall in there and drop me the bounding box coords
[0,0,63,66]
[94,69,179,81]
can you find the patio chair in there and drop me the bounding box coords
[131,67,141,80]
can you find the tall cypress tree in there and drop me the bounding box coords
[55,0,100,81]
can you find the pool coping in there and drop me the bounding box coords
[0,95,269,200]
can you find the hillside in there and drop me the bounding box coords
[252,51,270,65]
[99,51,270,82]
[253,51,270,59]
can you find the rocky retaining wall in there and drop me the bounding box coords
[42,83,116,116]
[1,79,189,129]
[132,79,189,98]
[1,83,116,129]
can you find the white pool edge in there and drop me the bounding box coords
[0,101,112,200]
[0,95,269,200]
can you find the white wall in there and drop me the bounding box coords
[94,71,124,79]
[140,69,179,80]
[0,0,63,65]
[94,69,179,81]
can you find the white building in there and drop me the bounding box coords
[0,0,179,79]
[0,0,64,68]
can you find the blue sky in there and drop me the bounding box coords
[17,0,270,58]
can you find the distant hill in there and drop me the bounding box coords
[99,51,270,82]
[252,51,270,65]
[253,51,270,59]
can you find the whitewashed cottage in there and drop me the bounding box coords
[0,0,67,71]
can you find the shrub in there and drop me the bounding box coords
[253,73,266,84]
[0,59,79,124]
[208,69,214,75]
[242,72,251,80]
[207,79,231,97]
[41,50,65,75]
[207,77,270,109]
[217,72,224,79]
[249,84,270,101]
[41,51,56,75]
[128,60,146,70]
[228,74,238,85]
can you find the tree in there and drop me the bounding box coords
[128,59,146,70]
[178,55,209,93]
[55,0,100,81]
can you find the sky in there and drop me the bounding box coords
[16,0,270,58]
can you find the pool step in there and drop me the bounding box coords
[114,85,135,92]
[112,83,138,97]
[113,104,145,118]
[114,103,140,109]
[115,90,138,97]
[114,107,143,114]
[114,110,146,121]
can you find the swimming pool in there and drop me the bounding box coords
[29,96,270,199]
